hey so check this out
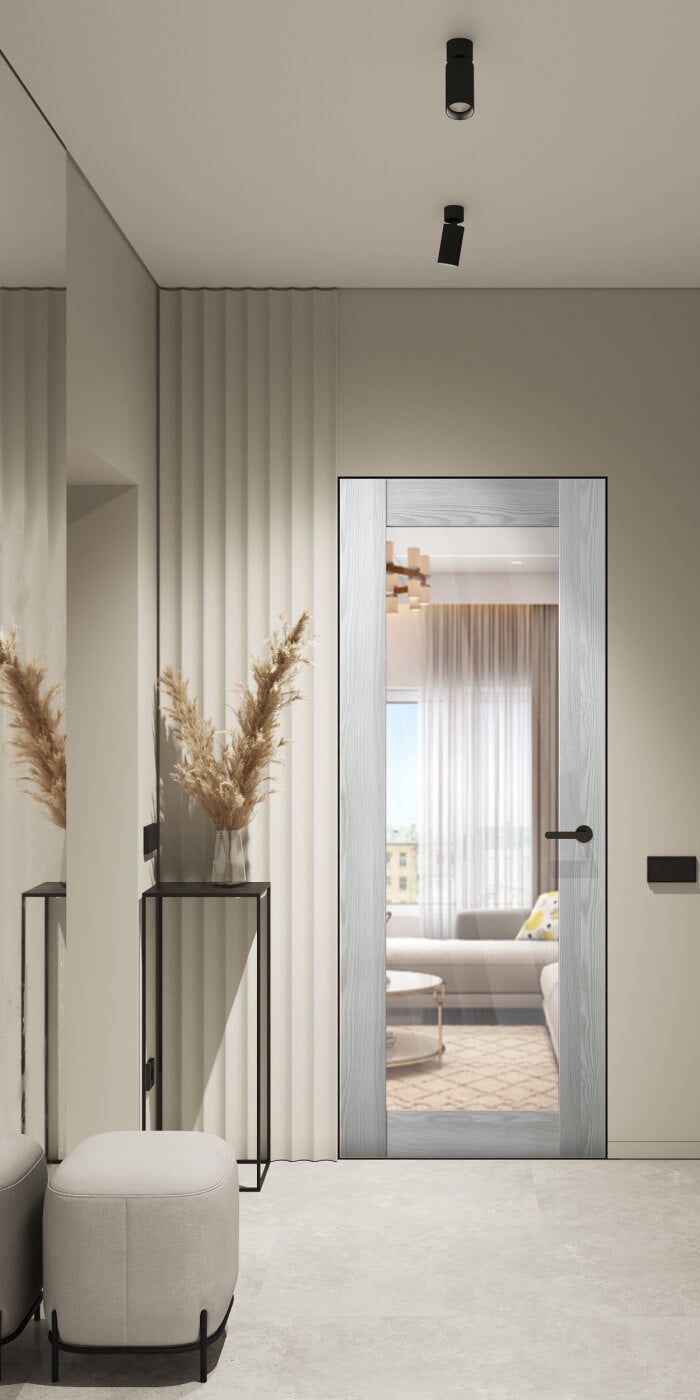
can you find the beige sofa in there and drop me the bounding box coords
[540,961,559,1061]
[386,908,559,1010]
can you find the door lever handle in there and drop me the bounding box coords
[545,824,593,844]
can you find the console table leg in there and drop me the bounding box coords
[44,898,50,1157]
[256,896,262,1189]
[199,1310,208,1383]
[140,895,147,1129]
[156,897,163,1130]
[51,1312,59,1384]
[21,896,27,1136]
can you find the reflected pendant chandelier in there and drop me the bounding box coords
[386,541,431,614]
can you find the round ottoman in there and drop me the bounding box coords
[44,1131,238,1382]
[0,1133,47,1380]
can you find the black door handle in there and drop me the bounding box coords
[545,824,593,844]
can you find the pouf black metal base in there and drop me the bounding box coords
[0,1297,42,1381]
[49,1296,234,1384]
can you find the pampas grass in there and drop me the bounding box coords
[0,627,66,829]
[160,611,313,830]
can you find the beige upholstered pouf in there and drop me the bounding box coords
[44,1131,238,1382]
[0,1132,47,1380]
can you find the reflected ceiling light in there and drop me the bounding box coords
[446,38,474,120]
[438,205,464,266]
[386,540,431,613]
[511,559,523,566]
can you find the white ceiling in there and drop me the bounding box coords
[1,1,700,287]
[0,55,65,284]
[391,527,558,574]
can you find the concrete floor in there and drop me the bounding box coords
[5,1159,700,1399]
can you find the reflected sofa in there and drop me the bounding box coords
[540,961,559,1061]
[386,907,559,1012]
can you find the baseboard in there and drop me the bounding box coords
[608,1140,700,1159]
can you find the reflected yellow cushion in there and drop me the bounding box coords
[515,890,559,941]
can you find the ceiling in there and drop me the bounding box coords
[1,1,700,287]
[391,527,558,575]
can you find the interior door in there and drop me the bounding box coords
[339,477,606,1160]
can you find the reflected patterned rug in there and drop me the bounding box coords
[386,1024,558,1111]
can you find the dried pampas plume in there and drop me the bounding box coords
[160,611,313,830]
[0,627,66,829]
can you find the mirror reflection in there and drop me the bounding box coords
[385,527,560,1114]
[0,55,66,1158]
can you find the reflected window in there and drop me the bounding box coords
[386,700,419,908]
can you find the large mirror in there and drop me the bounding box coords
[385,527,559,1121]
[0,55,66,1159]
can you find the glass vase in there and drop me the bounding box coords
[211,828,247,885]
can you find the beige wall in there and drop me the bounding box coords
[66,162,158,862]
[66,486,138,1142]
[65,163,157,1148]
[338,288,700,1157]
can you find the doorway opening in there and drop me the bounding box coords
[339,477,606,1161]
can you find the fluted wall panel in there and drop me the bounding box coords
[159,289,337,1161]
[0,290,66,1140]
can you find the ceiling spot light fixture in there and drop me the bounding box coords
[438,205,464,266]
[446,38,474,119]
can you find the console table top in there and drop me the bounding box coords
[22,882,66,898]
[143,881,270,898]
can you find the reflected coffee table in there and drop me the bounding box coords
[386,970,445,1069]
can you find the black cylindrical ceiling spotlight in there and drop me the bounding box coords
[445,38,474,119]
[438,205,464,266]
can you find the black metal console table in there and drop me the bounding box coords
[140,882,271,1191]
[20,882,66,1164]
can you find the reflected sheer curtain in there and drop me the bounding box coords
[420,605,557,939]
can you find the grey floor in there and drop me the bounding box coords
[5,1159,700,1400]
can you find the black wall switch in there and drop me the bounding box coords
[143,822,159,859]
[647,855,697,884]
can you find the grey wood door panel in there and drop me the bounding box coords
[388,1111,560,1159]
[558,477,607,1158]
[387,477,558,528]
[339,478,387,1158]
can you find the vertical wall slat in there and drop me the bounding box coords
[267,291,292,1154]
[289,292,314,1156]
[223,293,250,1155]
[179,292,205,1131]
[245,291,272,1159]
[311,291,339,1158]
[158,290,181,1130]
[201,293,226,1134]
